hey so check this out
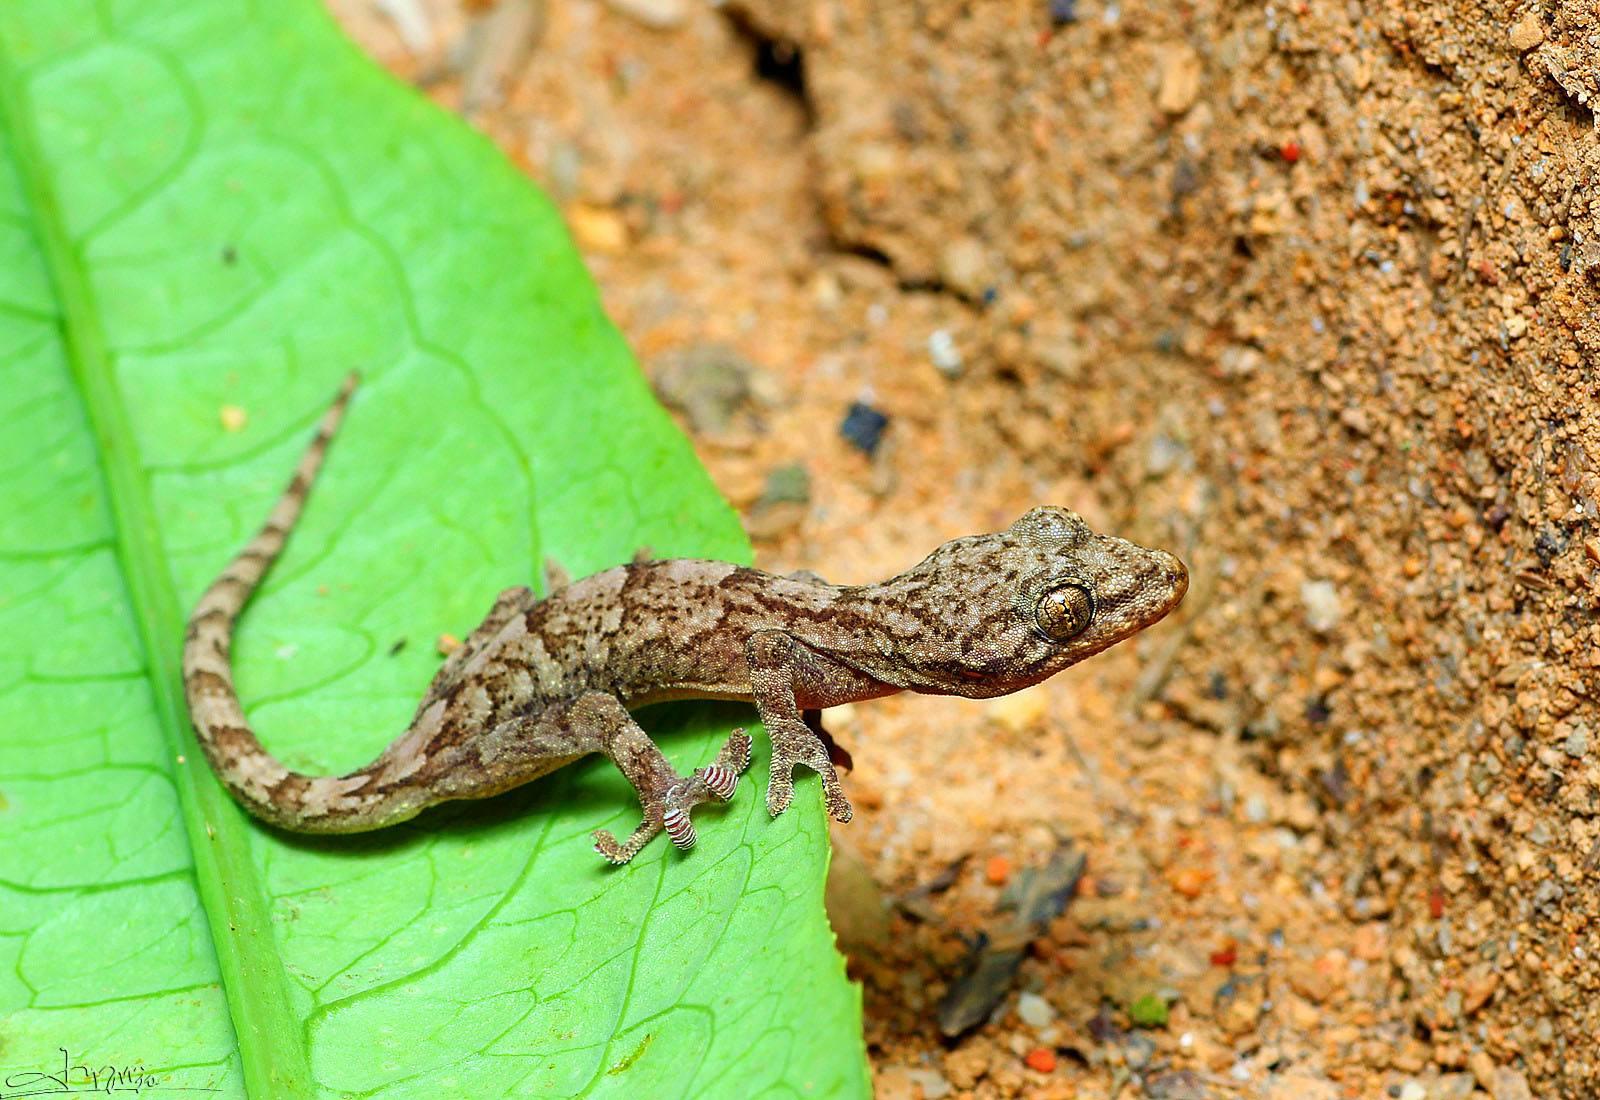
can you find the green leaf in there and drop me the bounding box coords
[0,2,866,1097]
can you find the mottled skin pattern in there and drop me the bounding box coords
[184,378,1189,863]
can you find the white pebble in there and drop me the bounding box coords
[605,0,689,29]
[1017,991,1057,1028]
[906,1068,952,1099]
[1300,579,1343,634]
[928,329,963,377]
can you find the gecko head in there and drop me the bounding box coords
[883,506,1188,698]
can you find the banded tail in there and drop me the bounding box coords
[181,374,425,832]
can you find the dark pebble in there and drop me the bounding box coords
[840,401,890,455]
[1049,0,1078,24]
[1534,524,1568,564]
[1087,1002,1124,1044]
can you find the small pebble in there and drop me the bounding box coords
[938,236,992,299]
[928,329,963,377]
[1157,43,1202,114]
[1300,579,1343,633]
[905,1068,952,1099]
[840,401,890,455]
[985,854,1013,885]
[1129,992,1170,1028]
[759,464,811,507]
[1023,1047,1057,1073]
[653,344,755,434]
[565,202,630,254]
[1048,0,1078,24]
[1399,1082,1426,1100]
[605,0,689,29]
[1168,866,1211,898]
[1507,12,1543,50]
[1017,991,1056,1029]
[1490,1066,1534,1100]
[1146,433,1188,476]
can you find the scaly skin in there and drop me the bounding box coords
[183,377,1189,863]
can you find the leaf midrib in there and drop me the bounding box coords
[0,37,313,1100]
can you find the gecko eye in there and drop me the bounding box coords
[1036,584,1094,641]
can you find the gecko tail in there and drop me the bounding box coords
[181,373,418,833]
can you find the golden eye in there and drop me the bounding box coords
[1036,584,1094,641]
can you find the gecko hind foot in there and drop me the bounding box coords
[591,730,755,864]
[766,719,854,824]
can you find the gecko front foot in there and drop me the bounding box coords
[766,718,853,823]
[592,729,754,865]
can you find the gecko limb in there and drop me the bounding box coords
[542,558,571,595]
[547,692,751,864]
[747,631,854,823]
[803,709,854,772]
[546,547,651,596]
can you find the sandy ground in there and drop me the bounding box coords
[330,1,1600,1096]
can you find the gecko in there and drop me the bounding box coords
[183,376,1189,863]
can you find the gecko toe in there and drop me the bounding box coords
[593,816,664,865]
[696,763,740,801]
[687,729,752,804]
[766,776,795,817]
[593,829,630,864]
[721,729,754,774]
[662,806,697,850]
[818,765,854,823]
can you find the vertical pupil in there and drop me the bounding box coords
[1041,586,1090,638]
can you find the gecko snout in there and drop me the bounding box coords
[1159,552,1189,603]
